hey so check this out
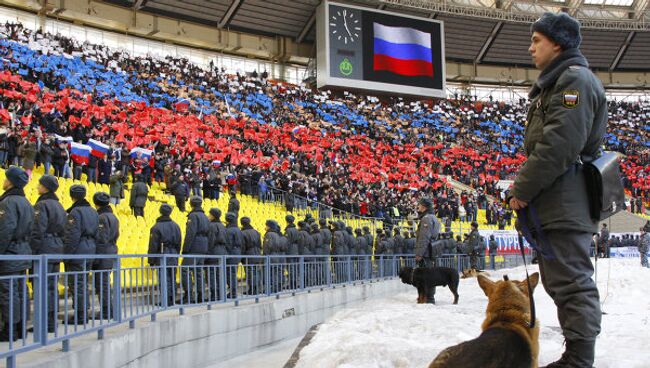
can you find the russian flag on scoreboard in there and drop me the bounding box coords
[130,147,153,160]
[70,142,91,165]
[87,139,109,158]
[372,23,433,77]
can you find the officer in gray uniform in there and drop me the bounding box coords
[415,197,441,271]
[224,212,243,298]
[488,235,499,270]
[181,196,209,303]
[148,204,181,306]
[241,217,262,295]
[319,219,332,255]
[93,192,119,319]
[206,208,227,301]
[227,190,240,222]
[509,12,606,368]
[263,220,283,293]
[284,215,300,289]
[30,175,66,332]
[0,167,33,340]
[467,222,481,270]
[363,226,374,256]
[639,226,649,268]
[64,185,98,324]
[331,222,347,283]
[599,223,610,258]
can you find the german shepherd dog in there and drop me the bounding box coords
[428,273,540,368]
[398,266,460,304]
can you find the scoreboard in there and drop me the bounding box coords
[316,1,446,98]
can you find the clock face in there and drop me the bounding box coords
[330,8,361,45]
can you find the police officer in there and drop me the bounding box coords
[639,226,649,268]
[404,231,415,255]
[415,198,441,269]
[241,217,262,295]
[129,175,148,217]
[311,223,324,257]
[331,222,347,283]
[206,208,227,301]
[363,226,374,256]
[297,221,313,256]
[181,196,209,303]
[30,175,66,332]
[382,228,395,275]
[488,235,499,270]
[374,229,384,256]
[311,223,326,285]
[0,167,33,340]
[354,229,366,256]
[599,223,610,258]
[393,228,404,256]
[148,204,181,306]
[263,220,284,293]
[297,221,313,287]
[319,219,332,255]
[467,222,481,270]
[509,12,605,367]
[284,215,300,289]
[228,190,240,222]
[355,228,369,278]
[224,212,243,298]
[64,185,98,324]
[93,192,119,319]
[171,175,188,212]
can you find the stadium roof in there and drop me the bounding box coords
[103,0,650,70]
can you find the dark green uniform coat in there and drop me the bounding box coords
[511,49,607,234]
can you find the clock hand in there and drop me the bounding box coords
[344,17,352,37]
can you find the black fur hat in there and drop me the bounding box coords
[531,12,581,50]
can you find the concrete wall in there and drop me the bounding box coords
[21,280,410,368]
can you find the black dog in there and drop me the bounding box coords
[399,266,460,304]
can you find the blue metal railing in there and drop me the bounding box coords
[0,253,529,367]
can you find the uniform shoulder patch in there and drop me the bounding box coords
[562,90,579,109]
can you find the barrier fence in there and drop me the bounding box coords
[0,253,531,367]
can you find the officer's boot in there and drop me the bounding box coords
[426,287,436,304]
[0,322,19,342]
[541,340,595,368]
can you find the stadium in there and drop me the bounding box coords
[0,0,647,367]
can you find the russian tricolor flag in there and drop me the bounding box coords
[88,139,109,158]
[130,147,153,160]
[70,142,91,165]
[54,134,73,144]
[373,23,433,77]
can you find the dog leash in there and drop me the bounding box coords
[516,230,536,329]
[516,205,557,260]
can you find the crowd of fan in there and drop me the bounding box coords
[0,21,647,224]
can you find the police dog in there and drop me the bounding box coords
[398,266,459,304]
[428,273,540,368]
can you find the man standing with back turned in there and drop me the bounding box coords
[509,12,606,368]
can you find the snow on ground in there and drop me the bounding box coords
[296,258,650,368]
